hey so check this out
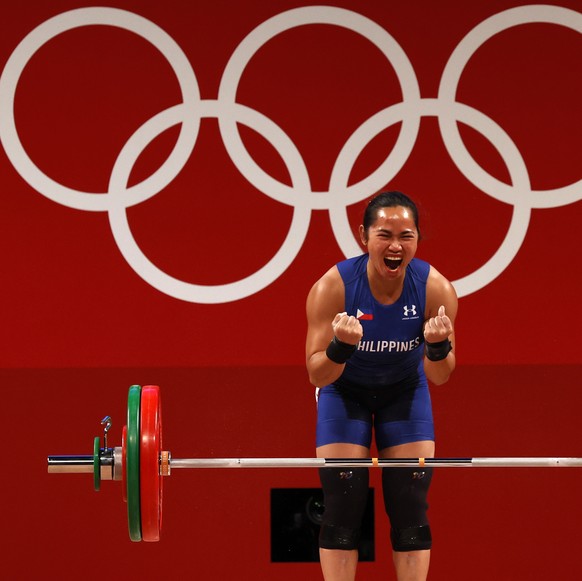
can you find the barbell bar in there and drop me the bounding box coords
[47,384,582,542]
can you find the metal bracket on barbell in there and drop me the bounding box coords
[47,384,582,543]
[101,415,112,451]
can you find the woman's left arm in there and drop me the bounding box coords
[423,266,458,385]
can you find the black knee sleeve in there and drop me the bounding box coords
[318,467,369,550]
[382,467,433,552]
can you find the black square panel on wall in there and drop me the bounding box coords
[270,488,375,562]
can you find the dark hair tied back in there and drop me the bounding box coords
[362,191,421,238]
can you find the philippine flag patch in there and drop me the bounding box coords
[357,308,373,321]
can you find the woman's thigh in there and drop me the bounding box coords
[316,442,370,458]
[379,439,435,459]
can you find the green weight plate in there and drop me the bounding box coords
[127,385,142,542]
[93,436,100,492]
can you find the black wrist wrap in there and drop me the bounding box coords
[425,338,452,361]
[325,336,357,364]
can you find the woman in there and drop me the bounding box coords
[305,191,457,581]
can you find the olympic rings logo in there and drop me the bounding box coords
[1,5,582,303]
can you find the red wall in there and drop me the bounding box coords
[2,1,582,579]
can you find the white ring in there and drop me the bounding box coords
[439,4,582,209]
[328,98,532,297]
[218,6,421,210]
[0,7,200,212]
[108,100,311,303]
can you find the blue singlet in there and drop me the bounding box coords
[316,254,435,450]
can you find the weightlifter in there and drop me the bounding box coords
[305,191,458,581]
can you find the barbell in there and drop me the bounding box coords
[47,384,582,542]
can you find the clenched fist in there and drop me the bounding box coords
[423,305,453,343]
[332,312,363,345]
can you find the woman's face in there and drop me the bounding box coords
[359,205,419,281]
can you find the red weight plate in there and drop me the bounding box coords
[140,385,162,542]
[122,425,127,503]
[158,389,163,532]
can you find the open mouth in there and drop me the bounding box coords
[384,257,403,271]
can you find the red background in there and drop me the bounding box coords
[1,1,581,579]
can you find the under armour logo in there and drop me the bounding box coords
[403,305,417,317]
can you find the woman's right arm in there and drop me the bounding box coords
[305,267,362,387]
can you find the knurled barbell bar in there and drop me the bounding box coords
[47,384,582,543]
